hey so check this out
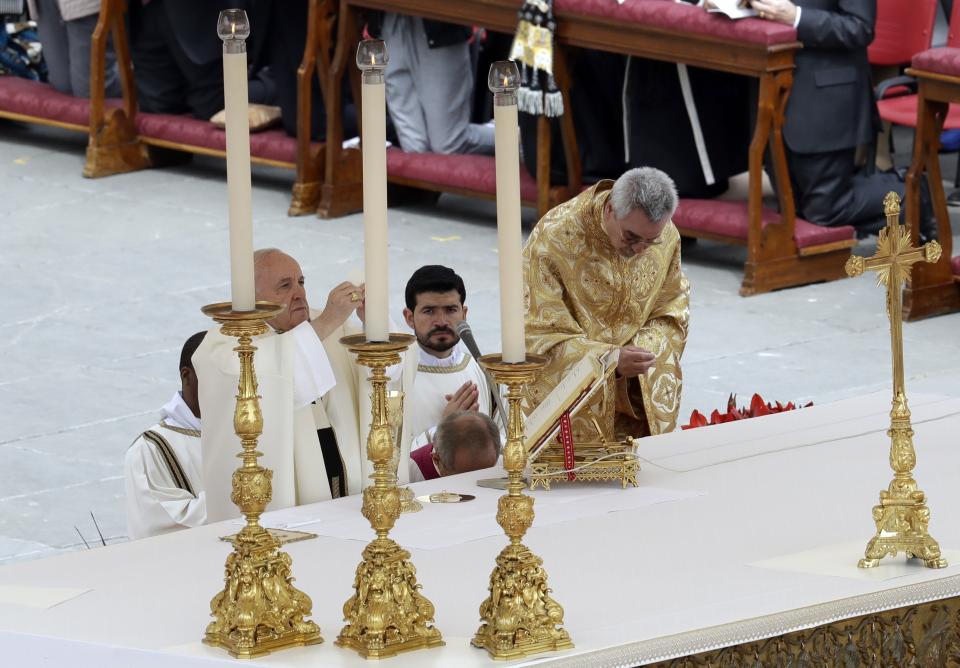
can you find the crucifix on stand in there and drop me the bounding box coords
[845,192,946,569]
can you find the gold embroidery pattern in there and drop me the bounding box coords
[417,354,472,375]
[523,181,690,440]
[160,421,201,438]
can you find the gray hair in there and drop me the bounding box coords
[609,167,678,224]
[433,411,501,471]
[254,247,286,267]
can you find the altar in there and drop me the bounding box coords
[3,391,960,666]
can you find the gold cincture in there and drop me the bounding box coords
[472,354,573,659]
[845,193,947,569]
[336,334,443,658]
[200,302,322,658]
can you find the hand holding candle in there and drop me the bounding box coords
[488,62,526,363]
[217,10,255,312]
[357,40,389,342]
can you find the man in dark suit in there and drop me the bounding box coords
[128,0,275,120]
[751,0,922,234]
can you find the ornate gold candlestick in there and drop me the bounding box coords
[336,333,443,658]
[472,354,573,659]
[200,302,322,658]
[845,193,947,569]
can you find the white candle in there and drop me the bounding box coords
[490,63,526,363]
[219,11,255,312]
[358,41,389,342]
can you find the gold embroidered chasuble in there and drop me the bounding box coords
[523,180,690,441]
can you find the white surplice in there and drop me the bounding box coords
[124,392,205,539]
[402,344,491,481]
[194,310,365,523]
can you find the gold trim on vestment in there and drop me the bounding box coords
[160,422,201,438]
[418,354,472,374]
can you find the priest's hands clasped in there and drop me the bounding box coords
[443,381,481,417]
[616,346,656,378]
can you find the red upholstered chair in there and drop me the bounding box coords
[875,0,960,152]
[868,0,937,68]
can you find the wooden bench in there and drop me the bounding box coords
[312,0,857,295]
[903,46,960,319]
[0,0,331,216]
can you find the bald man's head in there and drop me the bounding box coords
[432,411,501,477]
[254,249,310,332]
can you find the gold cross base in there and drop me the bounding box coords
[336,537,444,658]
[472,543,573,660]
[859,491,948,569]
[204,529,323,658]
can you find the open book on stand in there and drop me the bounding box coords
[524,348,640,490]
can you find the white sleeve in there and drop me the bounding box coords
[124,439,207,540]
[290,321,337,409]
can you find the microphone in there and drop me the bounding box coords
[455,321,509,430]
[455,320,483,361]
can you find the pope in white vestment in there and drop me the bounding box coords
[194,250,367,523]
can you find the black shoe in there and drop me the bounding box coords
[947,189,960,208]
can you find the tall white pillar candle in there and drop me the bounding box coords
[358,40,389,342]
[489,62,526,363]
[218,10,255,312]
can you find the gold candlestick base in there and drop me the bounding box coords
[200,302,323,658]
[399,486,423,513]
[336,334,443,658]
[472,354,573,660]
[858,392,947,569]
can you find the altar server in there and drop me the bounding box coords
[124,331,207,539]
[524,167,689,442]
[401,265,493,448]
[194,249,363,522]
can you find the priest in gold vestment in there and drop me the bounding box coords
[523,167,690,441]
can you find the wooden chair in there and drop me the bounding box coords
[903,45,960,318]
[316,0,857,295]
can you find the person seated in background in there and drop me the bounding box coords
[27,0,120,97]
[748,0,935,238]
[409,411,501,482]
[127,0,275,121]
[124,331,206,540]
[368,12,494,155]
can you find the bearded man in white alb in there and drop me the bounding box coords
[193,249,364,522]
[399,265,494,481]
[124,331,207,539]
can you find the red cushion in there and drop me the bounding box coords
[386,149,539,202]
[674,199,855,248]
[135,112,301,164]
[554,0,797,46]
[877,94,960,129]
[0,76,120,127]
[952,254,960,276]
[912,47,960,78]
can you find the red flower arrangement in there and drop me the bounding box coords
[681,393,812,430]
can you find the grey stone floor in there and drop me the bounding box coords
[1,122,958,566]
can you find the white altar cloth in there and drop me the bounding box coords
[2,391,960,667]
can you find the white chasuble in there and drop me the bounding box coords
[195,311,361,523]
[124,392,205,539]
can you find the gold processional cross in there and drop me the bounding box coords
[845,192,946,569]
